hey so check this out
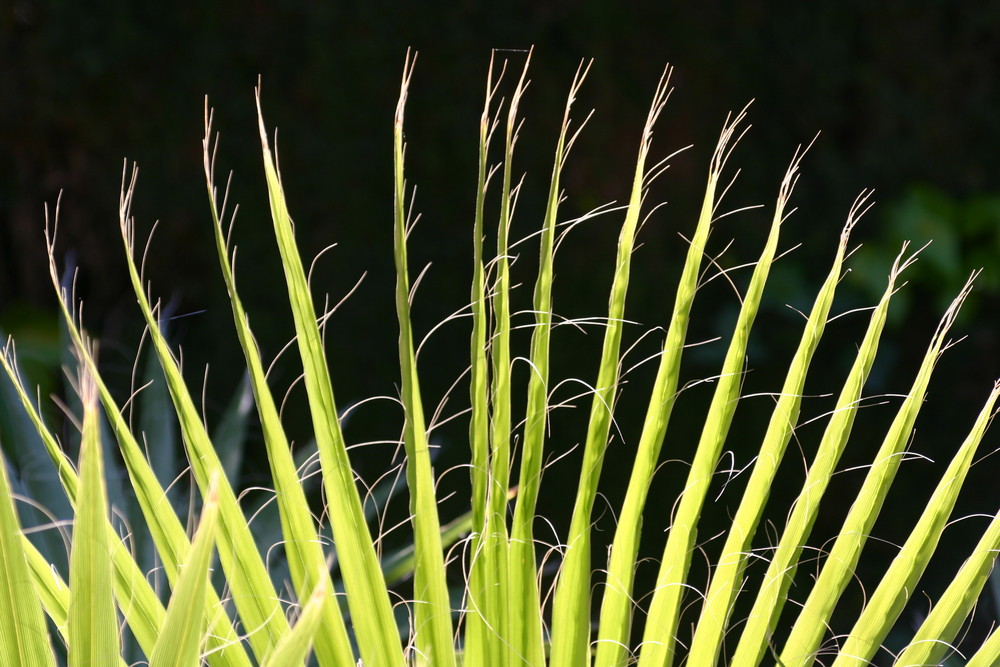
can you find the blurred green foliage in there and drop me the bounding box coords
[852,186,1000,322]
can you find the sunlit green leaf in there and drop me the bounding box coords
[67,364,119,667]
[149,476,220,667]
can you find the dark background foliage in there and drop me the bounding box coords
[3,1,1000,660]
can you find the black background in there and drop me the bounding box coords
[4,2,1000,661]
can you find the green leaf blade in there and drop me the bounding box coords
[261,572,328,667]
[42,218,253,667]
[149,476,221,667]
[836,380,1000,666]
[392,54,456,667]
[203,102,354,667]
[685,195,861,666]
[463,56,500,667]
[117,168,292,661]
[255,93,404,667]
[0,435,56,667]
[68,365,119,667]
[510,58,590,667]
[638,137,800,667]
[896,494,1000,665]
[594,109,745,667]
[550,67,672,667]
[781,276,977,666]
[730,245,909,667]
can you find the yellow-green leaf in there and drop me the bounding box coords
[117,167,290,661]
[261,572,328,667]
[203,101,354,667]
[0,430,56,667]
[68,364,119,666]
[392,52,456,667]
[255,92,403,667]
[551,66,672,667]
[149,477,221,667]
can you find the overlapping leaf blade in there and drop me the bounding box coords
[255,92,404,667]
[261,573,328,667]
[67,363,119,666]
[392,53,456,666]
[684,195,863,666]
[0,55,996,667]
[548,67,673,667]
[637,141,797,667]
[594,109,746,667]
[117,169,291,661]
[203,103,354,667]
[461,53,500,667]
[509,58,591,667]
[896,499,1000,665]
[2,345,168,661]
[148,477,220,667]
[40,221,253,667]
[0,424,55,666]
